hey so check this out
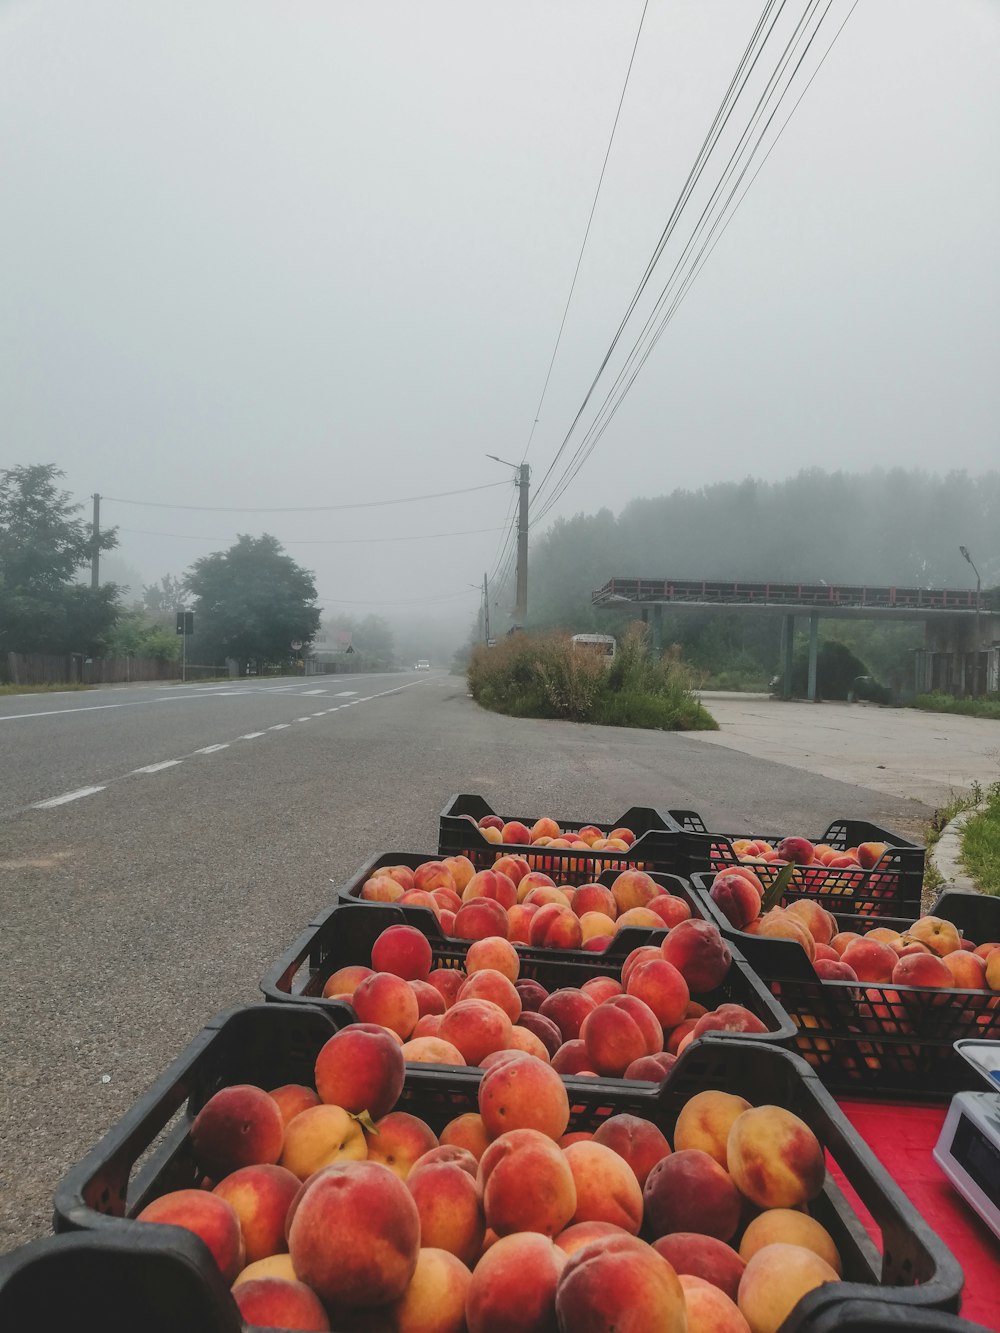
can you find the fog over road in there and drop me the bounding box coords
[0,673,939,1247]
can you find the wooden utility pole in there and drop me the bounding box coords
[91,493,101,589]
[483,571,491,644]
[514,463,529,624]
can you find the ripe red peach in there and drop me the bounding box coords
[407,1162,485,1266]
[830,931,861,956]
[440,1112,490,1161]
[647,894,693,928]
[411,979,447,1017]
[463,869,518,910]
[352,971,421,1039]
[401,1036,465,1065]
[582,934,613,953]
[516,1010,563,1058]
[505,1025,551,1061]
[529,903,584,949]
[493,853,531,884]
[539,988,597,1042]
[389,1246,472,1333]
[661,919,733,991]
[280,1104,367,1180]
[555,1221,630,1256]
[856,841,889,869]
[572,884,618,919]
[904,916,963,956]
[427,967,466,1008]
[466,936,520,982]
[678,1274,749,1333]
[505,903,539,943]
[314,1023,405,1119]
[615,907,667,932]
[692,1004,768,1038]
[361,874,406,903]
[653,1234,746,1303]
[322,964,374,1000]
[776,837,815,865]
[288,1160,420,1308]
[785,899,837,947]
[737,1242,839,1333]
[213,1164,300,1264]
[555,1234,686,1333]
[268,1084,319,1127]
[738,1208,842,1274]
[501,821,532,845]
[372,924,434,981]
[413,862,456,894]
[439,999,513,1064]
[710,873,763,931]
[892,953,954,988]
[579,994,662,1076]
[232,1277,330,1332]
[673,1090,752,1167]
[411,1145,479,1180]
[609,869,659,913]
[517,870,557,902]
[453,898,509,942]
[442,854,476,891]
[365,1111,438,1180]
[479,1054,570,1141]
[727,1106,826,1208]
[621,945,662,987]
[457,969,522,1021]
[137,1190,243,1282]
[551,1040,593,1075]
[412,1014,444,1039]
[523,885,573,910]
[580,976,622,1004]
[841,938,897,983]
[563,1141,644,1234]
[513,977,548,1012]
[385,864,417,892]
[643,1148,742,1242]
[431,886,463,915]
[943,950,988,989]
[398,888,441,915]
[465,1231,565,1333]
[626,958,690,1028]
[190,1085,284,1179]
[815,959,859,981]
[479,1129,577,1238]
[232,1254,297,1287]
[578,911,616,942]
[623,1051,676,1081]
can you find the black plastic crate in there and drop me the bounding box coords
[54,1004,963,1321]
[438,792,686,883]
[669,810,925,916]
[784,1295,992,1333]
[0,1227,241,1333]
[692,880,1000,1097]
[259,899,796,1051]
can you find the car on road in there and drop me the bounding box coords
[414,659,431,671]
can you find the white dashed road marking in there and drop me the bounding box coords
[302,689,326,695]
[194,744,229,754]
[132,760,183,774]
[332,691,358,697]
[33,786,106,809]
[268,724,290,731]
[296,717,311,722]
[240,732,266,740]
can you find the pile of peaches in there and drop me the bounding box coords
[359,859,691,953]
[465,813,638,853]
[321,919,768,1079]
[720,834,892,873]
[137,1023,846,1333]
[709,865,1000,992]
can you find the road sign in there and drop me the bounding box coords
[290,640,303,651]
[176,611,194,636]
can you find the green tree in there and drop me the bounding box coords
[105,609,181,663]
[184,534,320,671]
[141,573,184,614]
[0,464,121,655]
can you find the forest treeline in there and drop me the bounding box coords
[522,468,999,690]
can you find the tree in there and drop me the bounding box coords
[184,534,321,670]
[141,573,185,613]
[0,464,121,655]
[104,609,181,663]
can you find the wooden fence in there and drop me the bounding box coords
[4,653,181,686]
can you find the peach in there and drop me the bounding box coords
[974,942,1000,960]
[609,826,636,846]
[439,998,513,1064]
[412,1014,444,1039]
[710,872,762,930]
[580,994,662,1076]
[776,837,815,865]
[389,1246,472,1333]
[479,815,504,831]
[737,1242,839,1333]
[190,1085,284,1180]
[785,899,836,947]
[892,953,954,988]
[578,910,617,942]
[431,887,463,915]
[268,1084,320,1127]
[623,1051,676,1081]
[466,936,520,982]
[353,971,421,1039]
[756,910,815,961]
[661,919,732,991]
[213,1164,300,1264]
[438,909,457,935]
[830,931,860,956]
[580,975,623,1004]
[362,874,406,903]
[626,958,690,1028]
[453,898,509,941]
[862,926,901,946]
[621,944,663,987]
[647,893,693,929]
[501,821,532,845]
[288,1160,420,1308]
[407,1163,485,1266]
[813,942,840,962]
[481,825,503,845]
[463,869,518,910]
[727,1106,825,1208]
[738,1208,842,1274]
[857,841,889,869]
[814,959,859,982]
[610,869,660,913]
[678,1274,750,1333]
[643,1148,742,1241]
[673,1090,752,1167]
[411,1145,479,1179]
[904,916,962,956]
[582,934,613,953]
[572,884,618,919]
[692,1004,768,1038]
[551,1039,593,1075]
[401,1036,465,1065]
[577,824,604,845]
[841,938,897,983]
[137,1189,243,1282]
[479,1128,577,1237]
[942,951,988,989]
[441,854,476,890]
[517,870,557,902]
[594,1114,674,1189]
[280,1104,367,1179]
[523,885,573,910]
[539,988,596,1042]
[314,1024,405,1119]
[531,817,562,840]
[457,969,522,1021]
[555,1220,630,1256]
[465,1231,565,1333]
[435,1116,489,1165]
[479,1053,569,1140]
[232,1253,297,1287]
[516,1010,563,1058]
[529,903,584,949]
[365,1111,438,1181]
[410,979,447,1018]
[232,1277,330,1331]
[505,1025,551,1061]
[653,1233,745,1302]
[563,1141,644,1234]
[493,853,531,884]
[322,964,374,1000]
[427,967,466,1008]
[555,1234,686,1333]
[505,903,539,943]
[372,924,434,982]
[399,889,442,917]
[413,862,456,894]
[384,864,417,892]
[988,950,1000,991]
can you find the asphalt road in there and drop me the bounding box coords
[0,671,934,1249]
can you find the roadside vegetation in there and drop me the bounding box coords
[912,693,1000,721]
[0,682,94,696]
[961,781,1000,896]
[467,627,718,732]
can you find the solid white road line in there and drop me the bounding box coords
[132,760,182,774]
[194,744,229,754]
[32,786,106,808]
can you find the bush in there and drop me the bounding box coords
[913,693,1000,721]
[790,639,890,702]
[467,628,717,732]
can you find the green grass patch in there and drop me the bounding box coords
[0,682,95,695]
[468,628,718,732]
[961,782,1000,896]
[912,692,1000,721]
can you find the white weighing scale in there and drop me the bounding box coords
[933,1039,1000,1239]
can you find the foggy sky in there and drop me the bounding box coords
[2,0,998,622]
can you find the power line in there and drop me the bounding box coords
[102,480,509,514]
[520,0,650,466]
[117,524,508,546]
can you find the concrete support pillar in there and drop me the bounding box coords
[651,604,663,652]
[807,612,819,702]
[781,615,794,699]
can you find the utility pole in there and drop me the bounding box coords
[91,493,101,589]
[515,463,529,625]
[483,571,491,645]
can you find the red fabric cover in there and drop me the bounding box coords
[832,1098,1000,1330]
